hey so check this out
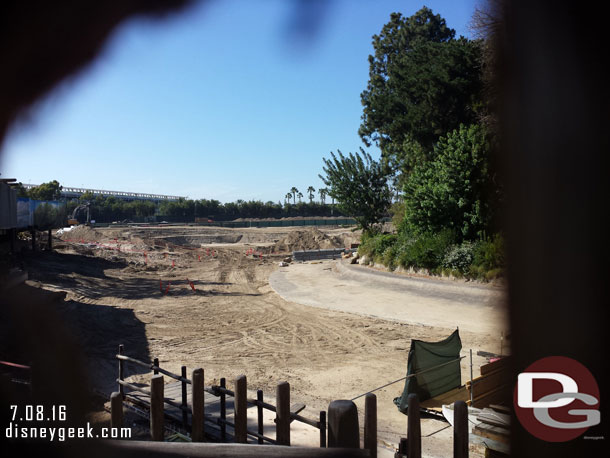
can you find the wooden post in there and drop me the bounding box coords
[364,393,377,458]
[398,437,408,456]
[153,358,159,375]
[276,381,290,446]
[407,394,421,458]
[327,400,359,449]
[234,375,247,443]
[47,228,52,251]
[256,389,264,444]
[453,400,469,458]
[220,377,226,441]
[191,368,205,442]
[118,344,124,398]
[319,410,326,448]
[110,391,123,430]
[181,365,188,427]
[150,374,164,441]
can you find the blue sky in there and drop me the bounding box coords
[1,0,479,203]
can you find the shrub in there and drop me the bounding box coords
[442,241,477,272]
[472,234,505,271]
[359,233,397,259]
[396,229,455,270]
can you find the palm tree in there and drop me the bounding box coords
[297,191,303,203]
[285,192,292,205]
[318,187,327,204]
[307,186,316,203]
[290,187,299,205]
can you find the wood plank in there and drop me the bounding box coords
[472,385,510,408]
[467,370,510,394]
[107,440,371,457]
[489,404,511,414]
[420,385,470,410]
[478,408,510,425]
[473,424,510,444]
[480,357,511,376]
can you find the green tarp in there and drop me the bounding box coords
[393,329,462,414]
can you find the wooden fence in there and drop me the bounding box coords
[111,345,472,458]
[113,345,330,446]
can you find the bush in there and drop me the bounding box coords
[442,241,477,272]
[473,234,505,270]
[358,233,397,260]
[395,229,455,270]
[469,234,505,279]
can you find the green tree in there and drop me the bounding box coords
[359,7,483,167]
[307,186,316,203]
[319,148,391,232]
[285,192,292,205]
[318,187,327,204]
[27,180,62,201]
[290,187,299,205]
[403,124,493,240]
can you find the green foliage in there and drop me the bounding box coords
[395,229,455,270]
[359,230,504,280]
[470,234,505,276]
[359,7,484,162]
[33,202,67,229]
[442,241,476,271]
[389,200,406,231]
[403,124,492,240]
[27,180,62,201]
[359,233,397,257]
[319,148,392,232]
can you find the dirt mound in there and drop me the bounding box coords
[56,225,103,242]
[270,228,344,253]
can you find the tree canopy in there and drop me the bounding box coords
[359,7,484,172]
[26,180,62,201]
[319,148,391,232]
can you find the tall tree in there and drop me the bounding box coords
[318,187,327,204]
[290,187,299,205]
[359,7,483,172]
[307,186,316,203]
[285,192,292,205]
[319,148,391,232]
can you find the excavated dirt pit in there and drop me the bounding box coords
[9,224,505,457]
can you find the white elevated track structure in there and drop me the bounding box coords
[23,184,184,202]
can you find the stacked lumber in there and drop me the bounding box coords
[466,356,512,408]
[472,405,511,456]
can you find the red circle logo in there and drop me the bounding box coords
[513,356,600,442]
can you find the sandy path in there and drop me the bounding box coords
[270,260,508,336]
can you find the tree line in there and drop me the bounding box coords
[18,181,342,223]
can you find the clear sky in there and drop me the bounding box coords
[1,0,478,203]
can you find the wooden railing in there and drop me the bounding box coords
[113,345,331,448]
[112,345,472,458]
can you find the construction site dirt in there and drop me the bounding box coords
[13,224,508,457]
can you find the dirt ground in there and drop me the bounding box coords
[12,224,508,457]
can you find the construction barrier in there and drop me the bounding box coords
[292,248,354,262]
